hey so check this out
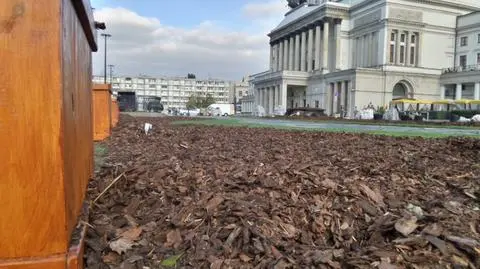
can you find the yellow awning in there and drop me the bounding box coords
[391,99,433,105]
[432,100,456,105]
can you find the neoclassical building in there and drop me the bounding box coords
[252,0,480,116]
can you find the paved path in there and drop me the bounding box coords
[237,118,480,137]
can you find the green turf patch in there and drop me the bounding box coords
[172,119,480,139]
[94,143,108,173]
[246,116,480,130]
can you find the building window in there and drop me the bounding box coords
[400,45,405,64]
[460,36,468,46]
[410,47,415,65]
[460,55,467,68]
[390,45,395,63]
[478,34,480,43]
[477,53,480,65]
[315,100,319,108]
[411,35,416,43]
[399,32,406,64]
[389,31,396,63]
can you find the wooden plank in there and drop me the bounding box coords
[0,0,68,258]
[0,255,65,269]
[70,0,97,51]
[62,0,94,239]
[93,84,112,141]
[111,100,119,127]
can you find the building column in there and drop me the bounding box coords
[417,33,422,67]
[283,39,289,70]
[333,82,338,115]
[474,82,480,100]
[456,83,462,100]
[325,83,332,115]
[340,81,346,110]
[295,33,301,71]
[281,83,288,112]
[259,88,263,109]
[334,19,342,70]
[272,86,276,109]
[301,31,307,72]
[322,21,329,70]
[257,88,260,107]
[315,24,321,70]
[289,36,294,70]
[269,87,274,115]
[278,41,284,71]
[307,27,314,72]
[440,85,445,100]
[269,45,274,71]
[366,33,372,67]
[274,43,280,72]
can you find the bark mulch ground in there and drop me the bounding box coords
[85,115,480,269]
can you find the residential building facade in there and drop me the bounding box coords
[440,11,480,100]
[253,0,480,116]
[240,76,256,114]
[93,75,232,110]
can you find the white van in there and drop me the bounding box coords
[207,104,234,116]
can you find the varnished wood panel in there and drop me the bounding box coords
[0,255,65,269]
[111,100,119,127]
[93,84,112,141]
[0,0,96,264]
[0,0,68,258]
[62,0,94,240]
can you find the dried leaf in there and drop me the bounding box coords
[422,223,442,237]
[359,183,385,206]
[239,253,252,262]
[210,259,224,269]
[102,252,120,264]
[321,178,337,189]
[109,238,134,255]
[394,216,418,237]
[121,227,143,241]
[165,229,183,249]
[205,196,224,212]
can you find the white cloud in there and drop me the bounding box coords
[242,0,288,19]
[92,3,287,80]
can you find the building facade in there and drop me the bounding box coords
[240,76,256,114]
[253,0,480,116]
[93,75,232,110]
[440,11,480,100]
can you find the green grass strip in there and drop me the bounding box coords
[172,119,480,139]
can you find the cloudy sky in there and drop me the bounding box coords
[90,0,289,80]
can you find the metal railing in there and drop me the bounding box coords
[442,65,480,74]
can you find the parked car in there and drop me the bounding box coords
[179,108,200,116]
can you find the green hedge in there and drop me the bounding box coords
[428,111,451,120]
[451,110,480,118]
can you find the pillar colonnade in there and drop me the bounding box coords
[269,17,342,73]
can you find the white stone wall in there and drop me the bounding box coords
[253,0,480,116]
[456,12,480,67]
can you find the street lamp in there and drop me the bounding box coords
[108,64,114,83]
[101,33,112,84]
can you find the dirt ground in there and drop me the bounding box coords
[84,115,480,269]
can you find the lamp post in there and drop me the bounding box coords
[108,64,114,83]
[101,33,112,84]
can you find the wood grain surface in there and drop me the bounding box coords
[93,84,112,141]
[0,0,96,264]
